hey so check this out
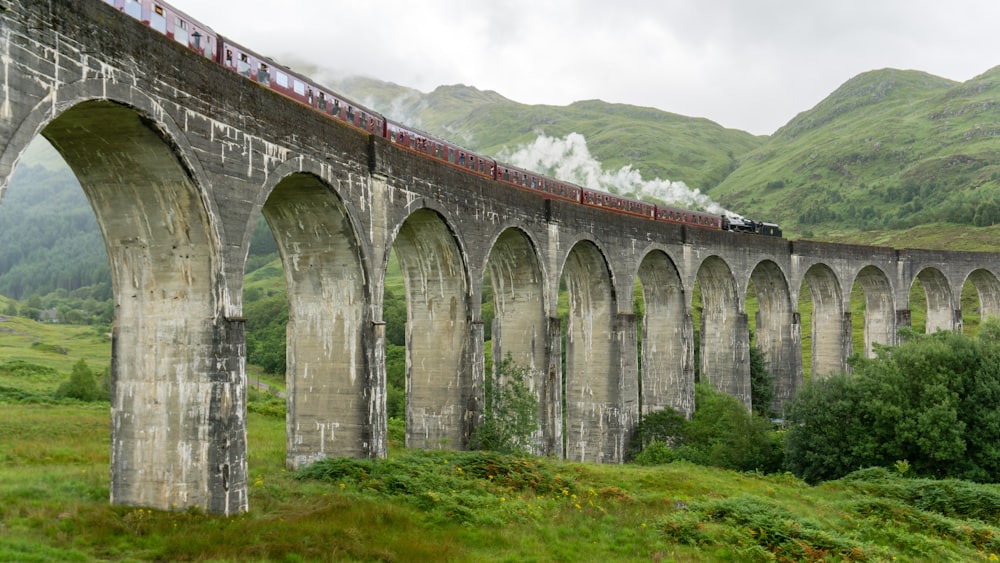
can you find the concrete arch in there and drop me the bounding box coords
[636,250,693,417]
[852,265,896,357]
[749,260,800,411]
[261,171,372,468]
[485,227,555,455]
[391,208,474,450]
[913,267,954,333]
[696,256,750,408]
[244,156,372,290]
[561,240,631,462]
[32,98,243,514]
[965,269,1000,324]
[801,263,847,379]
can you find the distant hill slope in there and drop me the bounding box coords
[327,76,763,194]
[711,67,1000,239]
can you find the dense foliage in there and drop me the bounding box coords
[0,162,109,301]
[784,324,1000,484]
[468,355,540,454]
[629,384,783,473]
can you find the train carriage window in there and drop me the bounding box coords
[238,54,251,78]
[459,152,466,166]
[449,148,456,163]
[257,63,270,86]
[318,92,328,112]
[151,5,167,33]
[194,29,213,59]
[346,106,355,123]
[125,0,142,19]
[293,80,305,96]
[332,99,341,117]
[276,71,289,89]
[174,17,189,46]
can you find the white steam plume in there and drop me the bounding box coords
[500,132,729,215]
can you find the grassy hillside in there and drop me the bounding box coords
[4,359,1000,560]
[712,67,1000,240]
[329,76,763,194]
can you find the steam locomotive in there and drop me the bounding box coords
[100,0,780,237]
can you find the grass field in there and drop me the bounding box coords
[3,298,1000,560]
[3,399,1000,561]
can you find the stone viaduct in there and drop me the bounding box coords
[3,0,1000,515]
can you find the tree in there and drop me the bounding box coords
[784,326,1000,483]
[469,355,539,454]
[749,338,775,417]
[55,359,106,402]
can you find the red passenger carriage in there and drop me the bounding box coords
[100,0,779,237]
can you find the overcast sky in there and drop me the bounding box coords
[164,0,1000,136]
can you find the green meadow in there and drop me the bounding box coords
[3,312,1000,561]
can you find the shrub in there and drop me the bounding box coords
[55,359,106,402]
[628,385,783,473]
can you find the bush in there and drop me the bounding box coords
[628,385,784,473]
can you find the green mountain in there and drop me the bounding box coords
[329,76,763,194]
[711,67,1000,240]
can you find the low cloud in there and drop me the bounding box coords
[499,132,729,214]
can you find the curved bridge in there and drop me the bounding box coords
[3,0,999,514]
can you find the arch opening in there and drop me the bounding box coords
[560,241,624,462]
[748,260,798,415]
[635,251,692,418]
[392,209,473,451]
[963,269,1000,335]
[850,266,895,358]
[260,172,370,469]
[799,264,846,380]
[483,228,552,455]
[695,256,749,409]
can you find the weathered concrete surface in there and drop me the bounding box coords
[4,0,1000,514]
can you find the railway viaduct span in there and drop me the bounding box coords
[4,0,1000,515]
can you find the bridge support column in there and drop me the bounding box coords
[756,310,803,415]
[367,321,388,458]
[842,311,854,374]
[110,315,248,516]
[896,309,912,332]
[543,316,564,457]
[955,308,964,334]
[465,321,486,449]
[613,313,640,462]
